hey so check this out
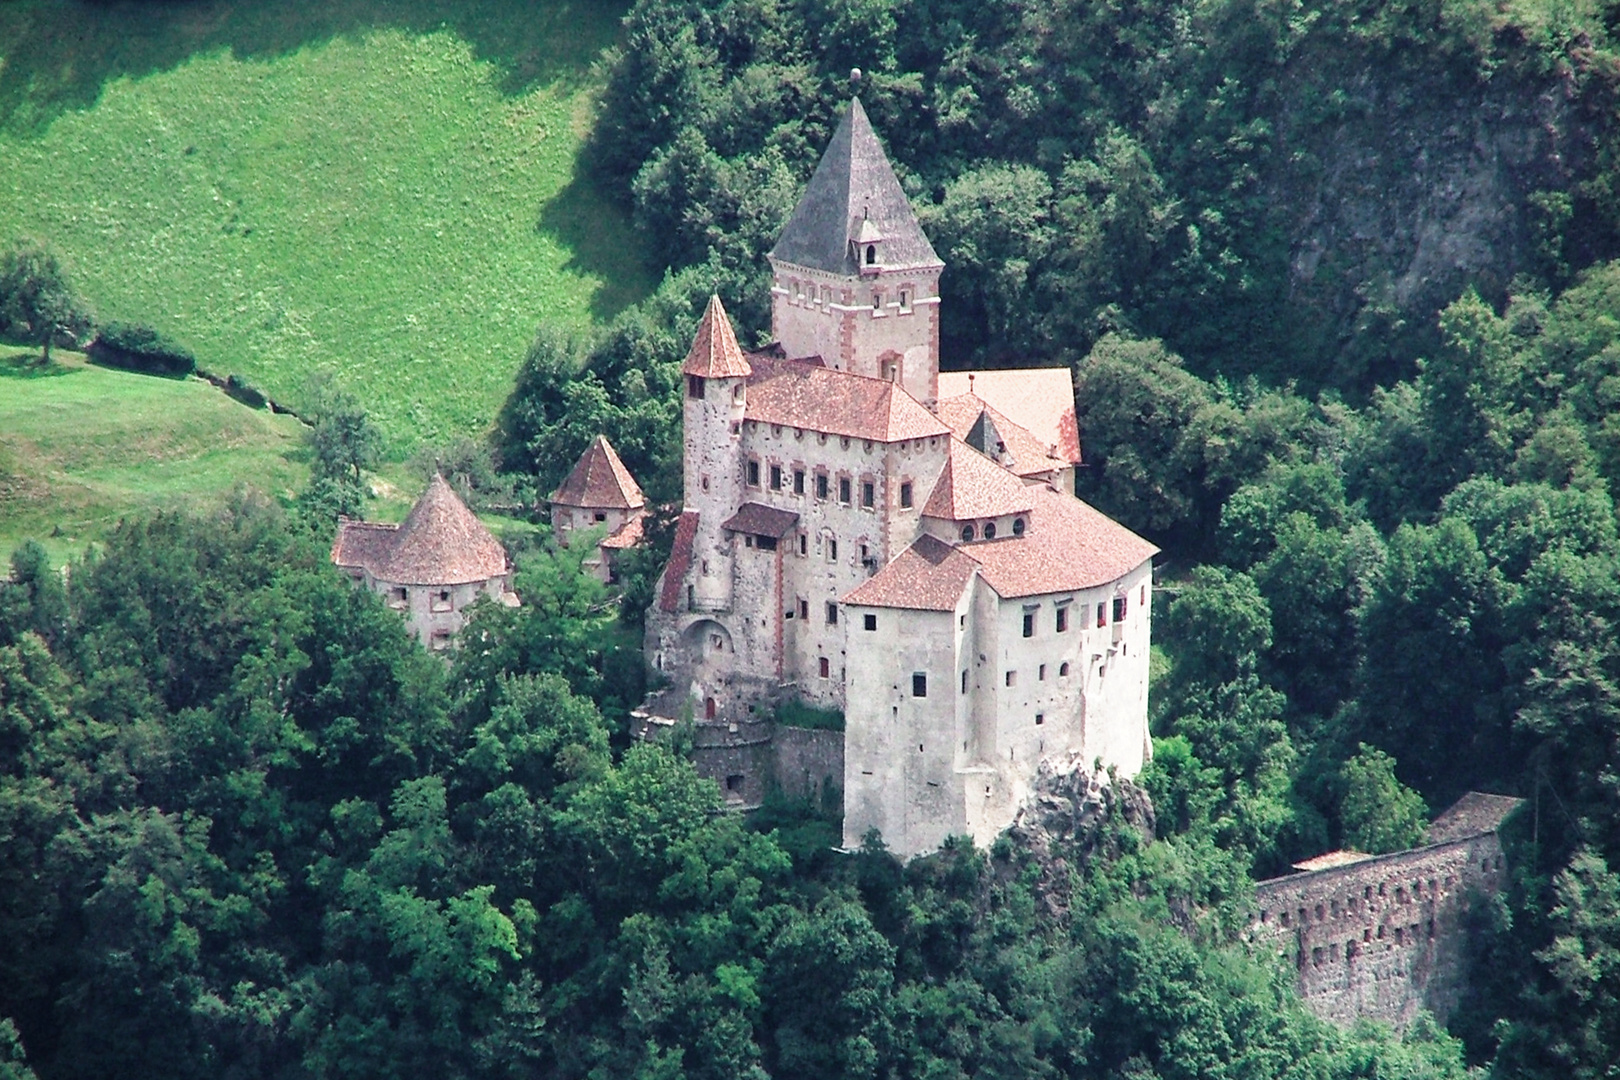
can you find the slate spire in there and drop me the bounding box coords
[769,97,942,276]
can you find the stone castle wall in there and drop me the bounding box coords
[1252,832,1510,1028]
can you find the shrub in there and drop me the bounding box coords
[774,700,844,731]
[87,321,195,377]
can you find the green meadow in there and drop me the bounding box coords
[0,350,309,565]
[0,0,650,455]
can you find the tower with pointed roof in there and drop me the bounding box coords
[549,434,646,582]
[768,97,944,407]
[332,475,518,649]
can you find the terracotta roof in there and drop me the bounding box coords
[936,394,1070,479]
[658,511,700,613]
[376,475,511,585]
[722,502,800,538]
[331,520,399,573]
[683,295,752,379]
[938,369,1082,464]
[769,97,942,276]
[745,355,949,442]
[961,485,1158,598]
[550,435,644,510]
[1426,792,1524,845]
[601,515,644,550]
[843,534,978,611]
[921,439,1035,521]
[1291,851,1375,873]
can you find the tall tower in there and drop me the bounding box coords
[681,295,752,613]
[768,97,944,407]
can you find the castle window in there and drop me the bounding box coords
[839,477,852,503]
[701,475,710,492]
[747,459,760,487]
[733,384,744,401]
[864,613,877,631]
[1059,662,1070,676]
[819,657,830,678]
[912,672,927,697]
[799,534,807,556]
[687,375,704,399]
[431,588,452,613]
[826,602,839,626]
[962,670,968,693]
[828,538,838,561]
[816,472,829,500]
[899,290,911,312]
[1114,596,1128,622]
[757,535,777,551]
[900,481,913,508]
[866,244,877,265]
[1039,664,1046,680]
[799,599,809,620]
[389,586,408,609]
[861,481,874,508]
[872,291,883,312]
[1022,612,1034,638]
[1005,670,1016,687]
[705,698,717,719]
[1097,603,1107,627]
[429,629,452,651]
[1141,584,1147,605]
[770,464,783,490]
[961,524,976,541]
[1035,713,1044,725]
[792,469,804,495]
[1013,517,1026,536]
[726,773,744,793]
[1056,606,1069,632]
[984,522,997,539]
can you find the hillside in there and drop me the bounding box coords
[0,0,652,455]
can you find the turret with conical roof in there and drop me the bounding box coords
[768,97,943,406]
[682,295,750,613]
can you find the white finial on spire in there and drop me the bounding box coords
[850,67,862,90]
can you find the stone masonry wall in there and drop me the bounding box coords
[771,726,845,812]
[1252,833,1510,1028]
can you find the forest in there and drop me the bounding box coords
[5,0,1620,1076]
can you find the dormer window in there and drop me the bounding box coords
[866,244,877,265]
[960,524,975,542]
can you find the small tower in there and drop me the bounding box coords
[681,295,752,613]
[768,97,944,407]
[549,434,646,582]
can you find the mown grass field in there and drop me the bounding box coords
[0,0,649,456]
[0,349,309,566]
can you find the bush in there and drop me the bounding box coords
[223,374,267,409]
[774,699,844,731]
[87,321,195,377]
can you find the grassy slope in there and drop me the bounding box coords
[0,0,650,455]
[0,349,309,565]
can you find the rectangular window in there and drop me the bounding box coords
[863,613,877,631]
[1056,606,1069,632]
[1022,612,1034,638]
[770,464,782,490]
[900,481,913,509]
[799,599,809,620]
[861,481,875,508]
[1039,664,1047,680]
[794,469,805,495]
[746,460,760,486]
[828,538,838,561]
[687,375,704,399]
[839,477,852,504]
[961,670,969,693]
[912,672,927,697]
[826,602,838,626]
[899,290,912,312]
[1005,670,1016,687]
[798,534,807,555]
[1035,713,1045,725]
[816,472,829,499]
[819,657,830,678]
[1097,602,1107,628]
[390,586,408,609]
[1113,596,1127,622]
[757,535,777,551]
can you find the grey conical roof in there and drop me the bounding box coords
[769,97,942,276]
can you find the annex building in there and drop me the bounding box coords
[636,98,1158,858]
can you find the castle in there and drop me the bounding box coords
[633,98,1158,858]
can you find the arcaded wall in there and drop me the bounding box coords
[1252,832,1510,1027]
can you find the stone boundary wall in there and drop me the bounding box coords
[1252,832,1509,1027]
[771,726,845,812]
[632,714,846,816]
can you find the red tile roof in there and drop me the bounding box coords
[331,520,399,573]
[1426,792,1524,845]
[551,434,644,510]
[962,485,1157,598]
[745,355,950,443]
[658,511,700,613]
[921,439,1035,521]
[936,393,1069,479]
[938,368,1082,464]
[682,295,753,379]
[601,515,644,550]
[721,502,801,538]
[379,475,511,585]
[843,534,978,611]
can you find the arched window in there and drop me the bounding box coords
[704,697,717,720]
[1012,517,1026,536]
[1059,662,1070,676]
[984,522,997,539]
[960,524,976,541]
[866,244,877,265]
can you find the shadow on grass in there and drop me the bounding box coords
[0,0,632,135]
[0,349,72,377]
[537,164,656,322]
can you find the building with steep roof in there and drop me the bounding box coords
[639,98,1156,857]
[549,434,646,582]
[333,474,518,649]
